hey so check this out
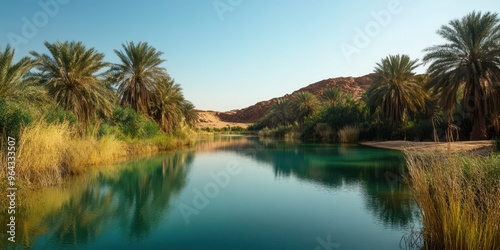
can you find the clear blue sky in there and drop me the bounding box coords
[1,0,499,111]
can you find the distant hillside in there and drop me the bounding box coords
[216,74,375,123]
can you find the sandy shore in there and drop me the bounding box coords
[360,140,494,153]
[196,111,251,129]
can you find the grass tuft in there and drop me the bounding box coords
[338,125,360,143]
[405,152,500,249]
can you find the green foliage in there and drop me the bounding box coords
[423,11,500,140]
[495,137,500,152]
[44,107,77,125]
[0,99,33,140]
[257,125,297,139]
[366,54,426,123]
[292,91,320,125]
[0,44,49,115]
[99,107,161,139]
[30,41,114,128]
[110,41,167,115]
[323,100,369,131]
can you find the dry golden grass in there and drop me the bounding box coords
[338,125,360,143]
[0,122,191,187]
[405,152,500,250]
[16,122,69,186]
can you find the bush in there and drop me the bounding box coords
[100,107,161,139]
[338,125,360,143]
[44,107,77,125]
[315,123,334,142]
[0,99,33,140]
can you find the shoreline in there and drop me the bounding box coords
[360,140,494,153]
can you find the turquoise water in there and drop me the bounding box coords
[7,136,421,249]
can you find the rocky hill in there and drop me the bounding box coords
[207,74,375,124]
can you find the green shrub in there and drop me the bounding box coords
[0,99,33,140]
[44,107,77,125]
[99,107,162,139]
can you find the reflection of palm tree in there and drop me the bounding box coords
[229,138,418,228]
[42,151,193,246]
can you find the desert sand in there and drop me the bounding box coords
[196,111,251,129]
[360,140,494,153]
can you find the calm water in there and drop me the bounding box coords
[4,135,421,249]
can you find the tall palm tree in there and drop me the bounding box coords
[0,45,48,113]
[423,11,500,140]
[366,54,426,123]
[292,91,320,125]
[152,78,186,132]
[321,87,344,107]
[182,101,199,128]
[269,98,292,127]
[30,41,114,128]
[109,41,167,115]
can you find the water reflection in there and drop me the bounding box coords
[1,135,420,249]
[37,152,193,248]
[212,136,420,229]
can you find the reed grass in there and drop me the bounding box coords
[338,125,360,143]
[405,152,500,250]
[0,122,192,187]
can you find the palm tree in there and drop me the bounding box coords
[0,45,48,113]
[321,87,344,107]
[109,41,167,115]
[182,101,199,128]
[152,78,186,132]
[366,54,426,124]
[269,98,292,127]
[30,41,114,129]
[292,91,320,125]
[423,11,500,140]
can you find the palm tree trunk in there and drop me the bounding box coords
[470,111,488,140]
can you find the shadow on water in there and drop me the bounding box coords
[211,136,420,230]
[1,151,194,249]
[1,135,420,249]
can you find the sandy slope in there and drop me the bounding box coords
[196,111,251,129]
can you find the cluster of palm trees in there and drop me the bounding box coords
[366,11,500,140]
[263,88,352,128]
[0,41,197,134]
[257,11,500,141]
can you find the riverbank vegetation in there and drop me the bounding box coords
[405,153,500,249]
[250,11,500,249]
[250,12,500,144]
[0,41,197,187]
